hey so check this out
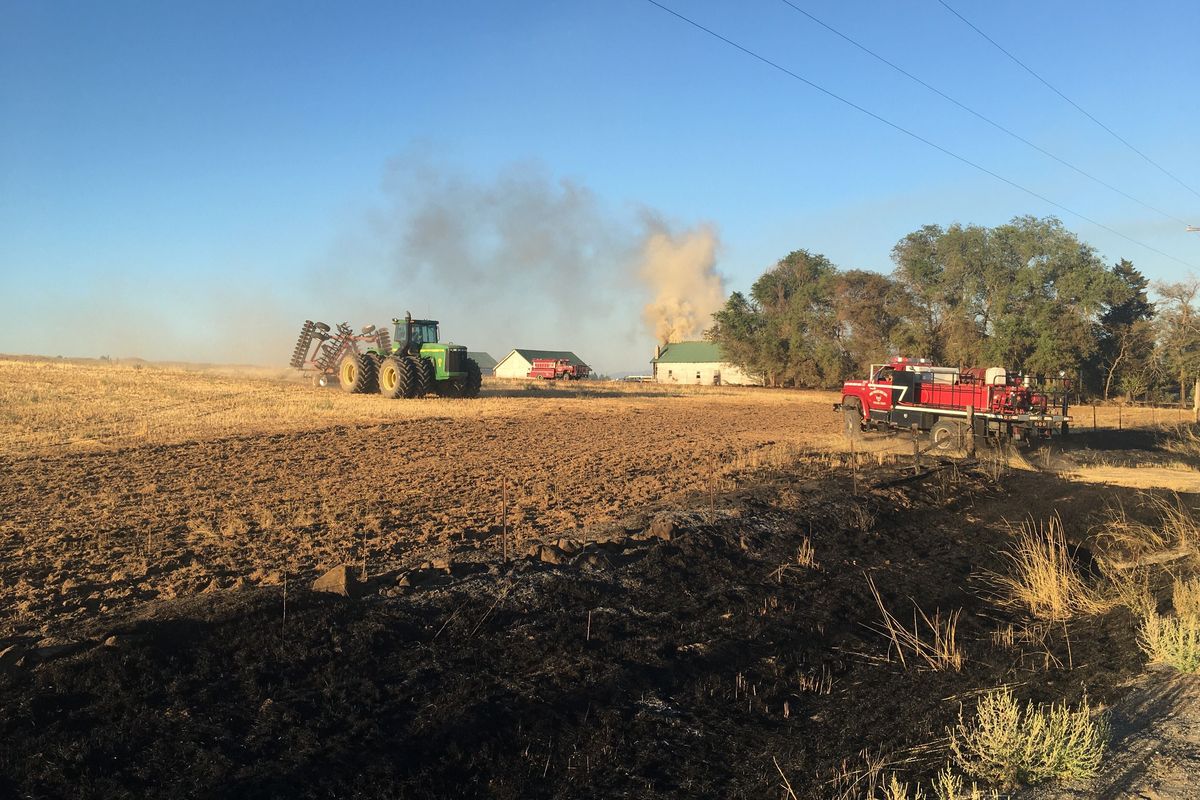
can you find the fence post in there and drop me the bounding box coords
[966,406,976,457]
[911,424,920,471]
[502,477,509,563]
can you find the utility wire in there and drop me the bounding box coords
[640,0,1197,270]
[938,0,1200,204]
[777,0,1190,227]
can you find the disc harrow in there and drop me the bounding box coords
[288,314,480,398]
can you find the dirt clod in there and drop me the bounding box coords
[648,515,676,541]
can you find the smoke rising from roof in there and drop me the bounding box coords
[638,218,725,345]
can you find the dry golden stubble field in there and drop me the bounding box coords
[0,357,845,637]
[0,357,837,455]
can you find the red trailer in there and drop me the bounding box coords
[528,358,589,380]
[836,356,1070,447]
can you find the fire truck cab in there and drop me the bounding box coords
[836,356,1069,446]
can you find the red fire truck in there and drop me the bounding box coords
[528,358,590,381]
[836,356,1070,447]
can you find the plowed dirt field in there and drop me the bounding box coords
[0,365,840,639]
[5,358,1200,799]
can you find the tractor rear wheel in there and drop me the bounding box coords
[338,352,377,394]
[930,419,965,453]
[408,356,434,397]
[462,358,482,398]
[842,399,863,440]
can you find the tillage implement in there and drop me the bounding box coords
[290,313,482,398]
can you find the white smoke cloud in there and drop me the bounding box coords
[638,218,725,345]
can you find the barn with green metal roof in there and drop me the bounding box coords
[493,348,589,379]
[651,341,762,386]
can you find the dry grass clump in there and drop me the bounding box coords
[929,769,1000,800]
[1138,610,1200,673]
[995,515,1108,622]
[878,774,926,800]
[796,537,817,568]
[949,686,1108,789]
[1136,574,1200,673]
[1162,422,1200,458]
[823,767,999,799]
[729,441,807,471]
[1098,493,1200,567]
[866,577,963,671]
[1172,575,1200,618]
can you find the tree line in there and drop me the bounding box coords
[707,215,1200,402]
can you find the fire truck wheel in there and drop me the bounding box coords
[930,419,965,452]
[842,401,863,440]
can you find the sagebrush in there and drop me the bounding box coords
[949,686,1108,788]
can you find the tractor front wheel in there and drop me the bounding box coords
[378,356,417,399]
[408,356,434,397]
[462,358,482,398]
[339,352,377,394]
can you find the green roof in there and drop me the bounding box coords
[652,341,725,364]
[468,352,497,370]
[508,349,587,366]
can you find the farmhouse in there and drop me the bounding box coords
[468,352,498,375]
[493,348,588,379]
[651,341,762,386]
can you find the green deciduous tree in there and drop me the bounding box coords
[891,216,1119,376]
[1096,259,1154,400]
[707,217,1157,395]
[1154,277,1200,406]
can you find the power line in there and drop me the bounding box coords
[777,0,1190,227]
[639,0,1197,270]
[937,0,1200,204]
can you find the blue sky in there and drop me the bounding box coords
[2,1,1198,372]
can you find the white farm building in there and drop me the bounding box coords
[493,349,588,379]
[651,341,762,386]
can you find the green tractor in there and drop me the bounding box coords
[292,313,481,398]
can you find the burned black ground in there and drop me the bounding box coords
[0,458,1161,799]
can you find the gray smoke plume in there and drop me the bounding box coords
[346,154,728,373]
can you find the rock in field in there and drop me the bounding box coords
[312,565,357,598]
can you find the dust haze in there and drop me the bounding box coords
[2,157,730,374]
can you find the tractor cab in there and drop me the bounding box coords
[391,313,441,355]
[409,320,439,347]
